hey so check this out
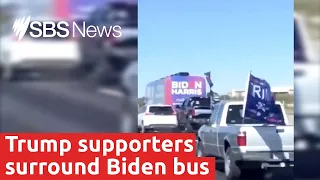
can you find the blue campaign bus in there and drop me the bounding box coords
[145,72,207,105]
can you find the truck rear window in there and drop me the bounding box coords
[149,106,174,115]
[190,98,210,107]
[226,104,285,125]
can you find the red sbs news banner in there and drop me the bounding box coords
[0,133,215,180]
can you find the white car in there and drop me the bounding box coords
[0,17,80,81]
[138,104,179,132]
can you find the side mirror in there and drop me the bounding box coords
[175,105,181,109]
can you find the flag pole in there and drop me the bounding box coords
[242,70,252,124]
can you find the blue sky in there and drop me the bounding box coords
[138,0,294,97]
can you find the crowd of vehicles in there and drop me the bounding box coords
[138,98,294,179]
[139,72,294,179]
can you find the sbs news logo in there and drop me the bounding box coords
[12,16,122,41]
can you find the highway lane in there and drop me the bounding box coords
[0,81,128,132]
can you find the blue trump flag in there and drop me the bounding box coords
[242,73,277,123]
[204,72,214,88]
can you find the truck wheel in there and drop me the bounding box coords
[224,148,241,180]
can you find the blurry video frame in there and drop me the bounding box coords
[0,0,137,133]
[294,0,320,178]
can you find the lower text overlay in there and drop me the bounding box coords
[0,133,215,180]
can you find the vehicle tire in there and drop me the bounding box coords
[196,140,205,157]
[224,148,241,180]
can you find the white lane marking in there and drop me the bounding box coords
[98,88,124,97]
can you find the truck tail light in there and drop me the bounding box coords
[237,131,246,146]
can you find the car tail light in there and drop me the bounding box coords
[237,132,246,146]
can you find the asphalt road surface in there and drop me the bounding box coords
[0,81,127,132]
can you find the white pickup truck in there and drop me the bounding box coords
[197,101,294,180]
